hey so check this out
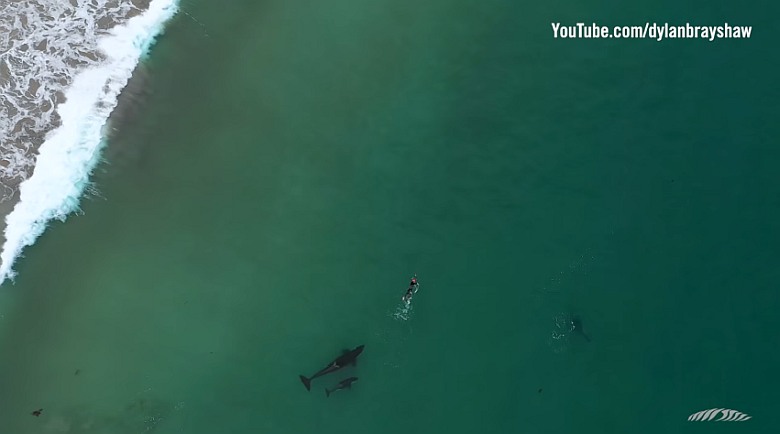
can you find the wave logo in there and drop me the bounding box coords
[688,408,751,422]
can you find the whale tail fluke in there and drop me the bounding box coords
[299,375,312,391]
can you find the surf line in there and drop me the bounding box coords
[0,0,180,285]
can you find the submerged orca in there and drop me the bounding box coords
[571,316,591,342]
[325,377,358,397]
[299,345,364,391]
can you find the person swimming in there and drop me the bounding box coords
[402,275,419,303]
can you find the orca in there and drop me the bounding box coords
[571,316,591,342]
[299,345,364,391]
[325,377,359,397]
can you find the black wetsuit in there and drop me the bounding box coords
[403,278,418,301]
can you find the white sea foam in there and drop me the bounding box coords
[0,0,146,197]
[0,0,179,284]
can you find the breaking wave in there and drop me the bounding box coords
[0,0,179,284]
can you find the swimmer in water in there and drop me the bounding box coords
[402,275,418,303]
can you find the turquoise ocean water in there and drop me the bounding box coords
[0,0,778,433]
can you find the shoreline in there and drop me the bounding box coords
[0,0,179,285]
[0,62,150,278]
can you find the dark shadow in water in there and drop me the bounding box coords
[549,312,591,354]
[571,315,591,342]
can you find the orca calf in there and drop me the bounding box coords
[299,345,364,391]
[326,377,358,397]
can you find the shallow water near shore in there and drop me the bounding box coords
[1,0,779,433]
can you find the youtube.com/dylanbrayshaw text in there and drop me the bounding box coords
[551,22,752,41]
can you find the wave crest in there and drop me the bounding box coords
[0,0,179,284]
[0,0,146,199]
